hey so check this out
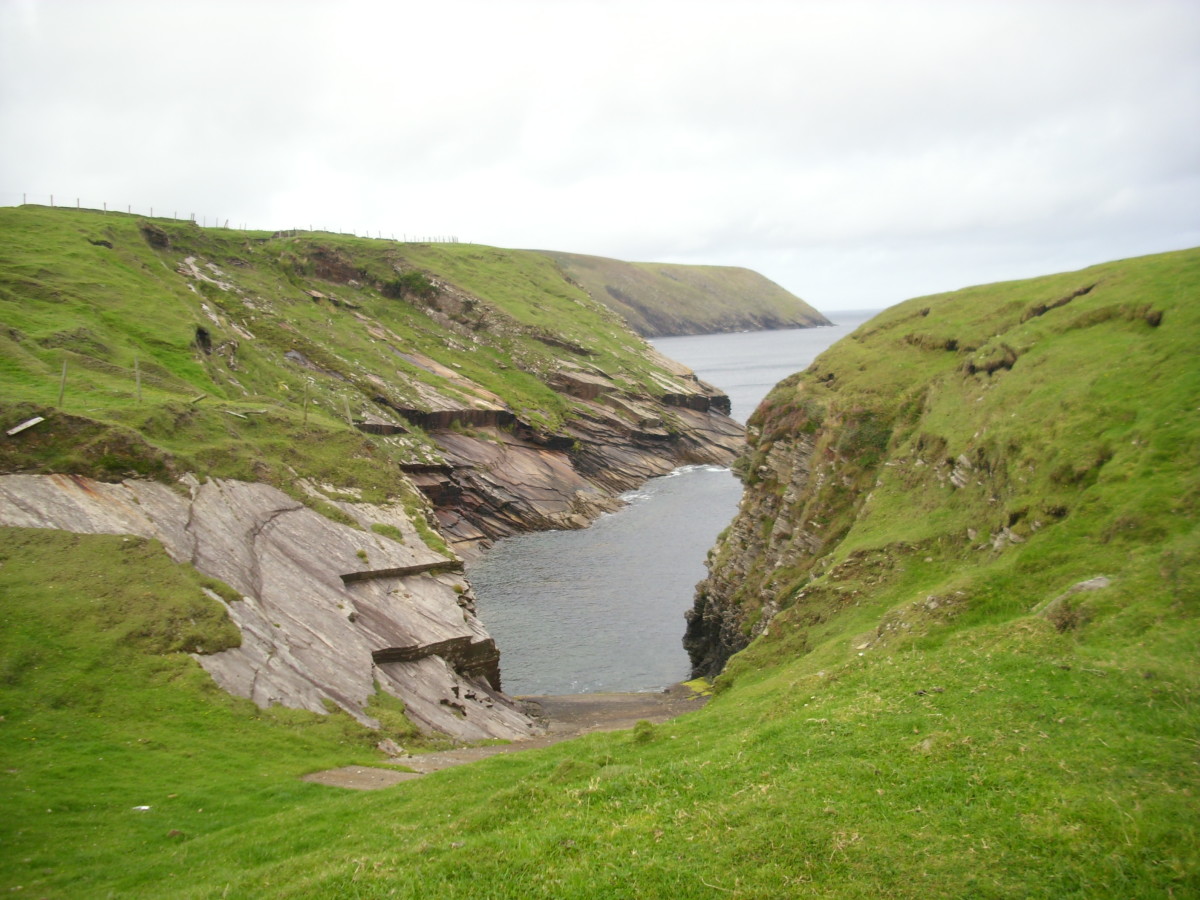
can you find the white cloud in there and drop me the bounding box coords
[2,0,1197,310]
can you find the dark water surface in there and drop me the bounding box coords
[469,310,881,695]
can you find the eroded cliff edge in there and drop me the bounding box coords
[0,205,746,740]
[686,248,1196,680]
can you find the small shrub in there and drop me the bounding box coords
[632,719,656,744]
[381,271,437,301]
[1041,596,1090,633]
[835,410,892,468]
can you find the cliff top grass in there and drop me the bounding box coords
[539,249,831,337]
[2,247,1197,897]
[720,247,1198,662]
[745,245,1198,565]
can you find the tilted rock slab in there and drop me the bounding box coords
[0,473,541,741]
[424,400,745,557]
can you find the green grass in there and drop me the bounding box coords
[0,204,688,441]
[2,219,1197,896]
[723,247,1200,628]
[3,527,1195,897]
[0,205,717,540]
[539,250,831,337]
[0,528,391,897]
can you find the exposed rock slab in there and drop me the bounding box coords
[0,473,540,741]
[421,391,745,557]
[427,429,627,554]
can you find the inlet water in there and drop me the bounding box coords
[468,310,880,695]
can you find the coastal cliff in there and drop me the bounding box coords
[538,250,831,337]
[0,205,745,738]
[687,247,1199,679]
[6,244,1197,897]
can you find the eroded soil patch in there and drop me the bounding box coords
[302,684,708,788]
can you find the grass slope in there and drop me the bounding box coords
[539,250,830,337]
[0,206,697,504]
[2,247,1197,898]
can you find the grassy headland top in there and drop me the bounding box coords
[538,248,830,336]
[0,205,741,498]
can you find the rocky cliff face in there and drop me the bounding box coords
[0,473,539,740]
[0,206,747,738]
[684,427,823,676]
[686,248,1194,680]
[420,351,743,557]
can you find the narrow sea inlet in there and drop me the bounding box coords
[469,312,879,695]
[466,464,741,695]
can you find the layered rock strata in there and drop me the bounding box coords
[684,429,822,678]
[0,473,539,741]
[0,207,754,738]
[393,354,744,557]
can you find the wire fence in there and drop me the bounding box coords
[0,192,460,243]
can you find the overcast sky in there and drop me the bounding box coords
[2,0,1197,312]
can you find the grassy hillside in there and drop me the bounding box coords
[0,206,734,525]
[2,247,1196,897]
[539,250,830,337]
[695,247,1199,668]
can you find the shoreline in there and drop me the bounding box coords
[301,682,709,789]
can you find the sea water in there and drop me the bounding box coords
[467,310,880,695]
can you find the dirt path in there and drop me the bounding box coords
[302,684,708,790]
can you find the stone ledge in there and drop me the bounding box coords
[340,560,462,584]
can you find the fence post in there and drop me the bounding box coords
[57,360,67,407]
[135,356,142,404]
